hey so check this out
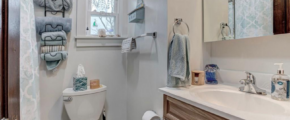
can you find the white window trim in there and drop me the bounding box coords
[86,0,120,36]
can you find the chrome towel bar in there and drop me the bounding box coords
[133,32,157,40]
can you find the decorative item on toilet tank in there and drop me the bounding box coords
[73,64,88,91]
[73,77,88,91]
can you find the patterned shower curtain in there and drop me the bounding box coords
[20,0,41,119]
[235,0,273,39]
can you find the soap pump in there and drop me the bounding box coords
[86,27,90,36]
[271,63,290,101]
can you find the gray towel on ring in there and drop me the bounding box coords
[33,0,73,11]
[36,17,72,35]
[167,33,191,87]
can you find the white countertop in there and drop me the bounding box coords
[160,84,290,120]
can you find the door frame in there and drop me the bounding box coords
[1,0,20,119]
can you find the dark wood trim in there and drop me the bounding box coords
[0,0,4,117]
[286,0,290,32]
[274,0,290,34]
[1,0,9,118]
[163,95,168,119]
[274,0,287,34]
[0,0,20,119]
[7,0,20,119]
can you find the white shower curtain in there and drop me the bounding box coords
[20,0,41,119]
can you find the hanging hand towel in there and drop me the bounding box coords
[167,33,192,87]
[41,46,65,53]
[41,30,67,46]
[33,0,73,11]
[36,17,72,35]
[121,38,136,53]
[40,51,68,70]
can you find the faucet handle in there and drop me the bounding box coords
[239,79,247,85]
[245,71,256,84]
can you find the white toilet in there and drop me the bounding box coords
[63,85,107,120]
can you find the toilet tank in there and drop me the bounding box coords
[63,85,107,120]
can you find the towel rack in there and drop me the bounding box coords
[173,18,190,35]
[39,24,65,35]
[45,24,64,32]
[133,32,157,40]
[44,0,65,18]
[43,36,65,46]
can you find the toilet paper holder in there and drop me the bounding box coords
[142,111,161,120]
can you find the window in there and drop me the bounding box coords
[88,0,119,35]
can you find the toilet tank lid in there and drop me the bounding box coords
[63,85,107,96]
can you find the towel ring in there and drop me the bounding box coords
[173,18,190,35]
[221,23,232,40]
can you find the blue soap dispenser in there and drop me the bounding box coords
[271,63,290,101]
[204,64,219,84]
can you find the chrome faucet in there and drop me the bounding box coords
[239,72,267,95]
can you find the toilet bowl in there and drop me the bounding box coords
[63,85,107,120]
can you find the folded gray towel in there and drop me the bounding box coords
[33,0,73,11]
[41,51,68,70]
[41,31,67,46]
[41,51,68,61]
[167,33,191,87]
[36,17,72,35]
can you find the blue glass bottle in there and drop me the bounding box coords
[205,64,219,85]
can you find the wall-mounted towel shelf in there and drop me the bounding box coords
[44,0,65,17]
[128,5,145,23]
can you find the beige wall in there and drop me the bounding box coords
[168,0,208,71]
[210,34,290,91]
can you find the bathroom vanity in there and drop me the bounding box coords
[160,84,290,120]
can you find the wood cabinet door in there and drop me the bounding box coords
[163,95,227,120]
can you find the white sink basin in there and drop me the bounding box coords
[192,89,285,115]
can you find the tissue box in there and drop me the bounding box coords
[73,77,88,91]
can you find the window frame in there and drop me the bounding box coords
[87,0,119,36]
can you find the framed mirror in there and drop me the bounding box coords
[203,0,289,42]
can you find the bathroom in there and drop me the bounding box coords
[1,0,290,120]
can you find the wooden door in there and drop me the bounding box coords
[1,0,20,119]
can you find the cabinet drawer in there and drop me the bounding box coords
[163,95,227,120]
